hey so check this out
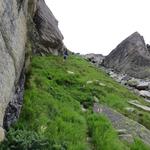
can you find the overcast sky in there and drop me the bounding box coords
[45,0,150,55]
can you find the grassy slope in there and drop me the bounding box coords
[1,55,150,150]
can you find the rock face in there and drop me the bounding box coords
[0,0,65,139]
[139,90,150,99]
[33,0,64,55]
[0,0,28,132]
[103,32,150,79]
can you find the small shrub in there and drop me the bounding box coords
[0,129,50,150]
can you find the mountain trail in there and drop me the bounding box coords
[93,103,150,145]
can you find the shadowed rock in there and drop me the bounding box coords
[33,0,65,55]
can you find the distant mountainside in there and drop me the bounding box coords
[102,32,150,79]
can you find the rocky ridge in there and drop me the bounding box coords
[103,32,150,79]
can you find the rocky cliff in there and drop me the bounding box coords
[103,32,150,79]
[31,0,64,55]
[0,0,65,140]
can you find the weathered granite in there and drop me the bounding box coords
[139,90,150,99]
[32,0,65,55]
[103,32,150,79]
[0,0,27,133]
[128,100,150,112]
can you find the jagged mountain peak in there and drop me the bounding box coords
[103,32,150,79]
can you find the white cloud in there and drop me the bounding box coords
[45,0,150,55]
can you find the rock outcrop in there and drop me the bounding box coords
[83,53,105,66]
[103,32,150,79]
[0,0,65,139]
[32,0,65,55]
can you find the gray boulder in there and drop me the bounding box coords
[84,53,104,66]
[127,79,150,90]
[136,82,150,90]
[103,32,150,79]
[127,79,139,88]
[139,90,150,99]
[128,100,150,112]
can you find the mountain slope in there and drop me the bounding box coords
[1,55,150,149]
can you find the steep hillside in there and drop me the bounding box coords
[1,55,150,149]
[103,32,150,79]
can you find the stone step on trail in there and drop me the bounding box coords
[128,100,150,112]
[119,134,133,143]
[144,99,150,103]
[93,103,150,145]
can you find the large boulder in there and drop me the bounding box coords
[102,32,150,79]
[0,0,65,139]
[136,82,150,90]
[84,53,104,66]
[139,90,150,99]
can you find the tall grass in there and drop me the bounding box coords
[1,55,150,149]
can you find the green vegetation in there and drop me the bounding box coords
[1,55,150,149]
[130,139,150,150]
[87,114,126,150]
